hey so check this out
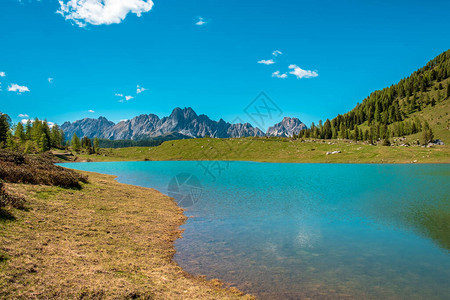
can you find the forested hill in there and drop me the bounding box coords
[297,49,450,144]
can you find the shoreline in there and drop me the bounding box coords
[70,158,450,164]
[0,170,253,299]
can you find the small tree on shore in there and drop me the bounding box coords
[420,121,434,145]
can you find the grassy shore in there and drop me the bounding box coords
[0,171,252,299]
[74,138,450,164]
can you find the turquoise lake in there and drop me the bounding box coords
[63,161,450,299]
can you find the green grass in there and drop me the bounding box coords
[76,136,450,164]
[407,98,450,144]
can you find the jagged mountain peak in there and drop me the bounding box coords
[60,108,306,140]
[266,117,307,137]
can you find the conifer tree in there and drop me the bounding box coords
[14,122,25,141]
[421,121,434,145]
[71,133,81,152]
[93,137,100,153]
[39,133,50,152]
[25,120,32,140]
[0,113,11,147]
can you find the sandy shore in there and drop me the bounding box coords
[0,170,253,299]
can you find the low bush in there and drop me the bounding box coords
[0,150,88,189]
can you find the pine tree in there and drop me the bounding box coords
[0,113,10,147]
[421,121,434,145]
[71,133,81,152]
[50,125,62,148]
[14,122,25,141]
[60,129,66,147]
[81,136,92,150]
[39,133,50,152]
[25,120,32,140]
[93,137,100,153]
[353,125,359,141]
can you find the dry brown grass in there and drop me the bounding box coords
[0,171,253,299]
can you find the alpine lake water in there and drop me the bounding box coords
[62,161,450,299]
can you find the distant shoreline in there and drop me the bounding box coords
[66,138,450,164]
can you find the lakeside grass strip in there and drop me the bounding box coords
[75,138,450,164]
[0,171,252,299]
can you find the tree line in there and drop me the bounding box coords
[0,113,103,154]
[0,114,65,153]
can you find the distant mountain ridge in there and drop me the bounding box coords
[61,107,307,140]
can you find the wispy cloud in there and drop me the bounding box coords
[57,0,154,27]
[48,78,53,83]
[288,64,318,79]
[136,85,147,94]
[125,95,134,101]
[8,83,30,93]
[258,59,275,65]
[272,50,282,57]
[195,16,207,26]
[272,71,288,79]
[18,113,29,118]
[115,93,124,97]
[0,72,5,77]
[88,109,95,113]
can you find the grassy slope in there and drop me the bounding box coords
[407,97,450,144]
[76,137,449,164]
[0,172,252,299]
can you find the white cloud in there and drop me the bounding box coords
[21,118,55,128]
[0,72,5,77]
[88,109,95,113]
[57,0,154,27]
[272,71,288,79]
[195,16,207,26]
[115,93,123,97]
[288,64,318,79]
[8,84,30,93]
[258,59,275,65]
[125,95,133,101]
[136,85,147,94]
[18,114,29,118]
[272,50,282,57]
[48,78,54,83]
[120,119,128,122]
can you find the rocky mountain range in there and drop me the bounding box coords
[61,107,306,140]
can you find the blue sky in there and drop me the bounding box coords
[1,0,449,129]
